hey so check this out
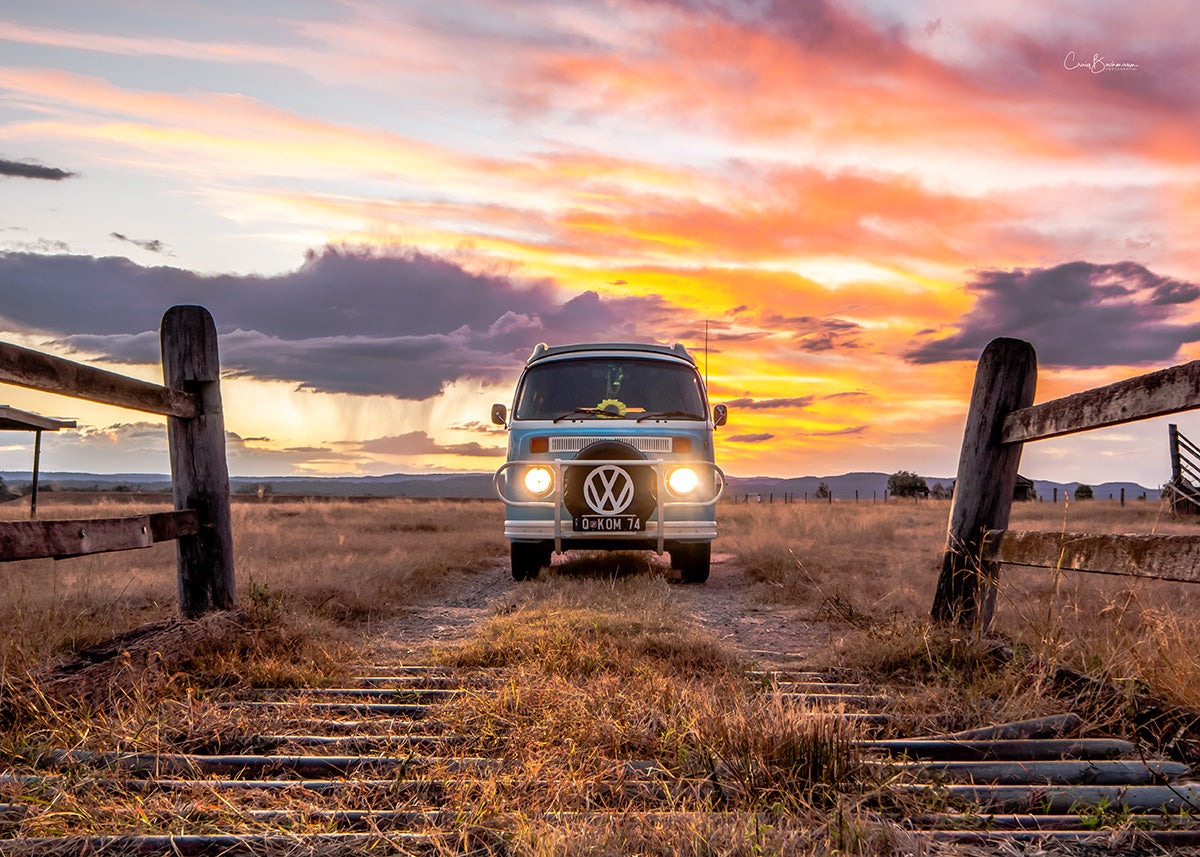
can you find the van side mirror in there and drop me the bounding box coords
[491,403,508,425]
[713,404,727,427]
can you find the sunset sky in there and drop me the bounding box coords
[1,0,1197,485]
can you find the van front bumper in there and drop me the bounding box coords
[494,458,724,554]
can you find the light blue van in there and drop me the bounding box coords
[492,342,726,582]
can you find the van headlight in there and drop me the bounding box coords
[667,466,699,497]
[524,466,554,496]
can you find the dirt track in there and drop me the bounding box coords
[371,552,833,668]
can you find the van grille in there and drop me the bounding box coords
[549,436,673,454]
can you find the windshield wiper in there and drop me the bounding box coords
[636,410,702,422]
[552,407,607,423]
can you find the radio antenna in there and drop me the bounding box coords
[704,319,709,391]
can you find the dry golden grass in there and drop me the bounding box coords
[443,571,733,676]
[7,490,1200,714]
[2,541,898,854]
[432,575,882,855]
[718,496,1200,714]
[7,489,1200,718]
[502,810,902,857]
[14,490,1200,850]
[0,495,507,683]
[719,499,932,620]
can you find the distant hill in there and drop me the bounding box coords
[0,470,496,499]
[725,472,910,502]
[2,470,1160,502]
[724,473,1159,503]
[1032,480,1158,503]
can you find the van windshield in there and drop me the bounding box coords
[513,357,707,421]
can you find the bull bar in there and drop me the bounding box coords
[493,458,725,555]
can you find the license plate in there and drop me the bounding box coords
[572,515,643,532]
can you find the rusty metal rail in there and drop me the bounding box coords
[4,665,1199,853]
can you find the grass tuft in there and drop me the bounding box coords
[442,574,734,678]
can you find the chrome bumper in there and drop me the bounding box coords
[494,458,725,555]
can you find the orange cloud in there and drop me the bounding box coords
[520,11,1080,162]
[0,68,478,182]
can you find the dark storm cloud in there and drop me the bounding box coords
[0,158,76,181]
[215,328,508,400]
[720,396,814,410]
[760,313,864,351]
[671,318,771,345]
[0,246,690,399]
[225,432,358,471]
[5,238,71,254]
[58,327,504,400]
[111,233,170,254]
[357,431,504,457]
[906,261,1200,368]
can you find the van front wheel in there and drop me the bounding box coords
[674,543,711,583]
[511,542,550,581]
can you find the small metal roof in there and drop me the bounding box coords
[526,342,695,366]
[0,405,76,432]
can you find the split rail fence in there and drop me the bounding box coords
[932,337,1200,628]
[0,305,234,617]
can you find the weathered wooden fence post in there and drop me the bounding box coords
[162,306,235,617]
[30,429,42,519]
[932,338,1037,628]
[1170,423,1182,483]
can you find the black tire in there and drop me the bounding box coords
[675,542,711,583]
[511,541,550,581]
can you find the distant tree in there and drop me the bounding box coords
[1074,484,1094,500]
[814,481,832,500]
[929,481,953,500]
[888,470,928,498]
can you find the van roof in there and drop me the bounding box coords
[526,342,695,366]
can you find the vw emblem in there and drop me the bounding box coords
[583,465,635,515]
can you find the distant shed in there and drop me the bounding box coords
[0,405,76,517]
[948,474,1037,501]
[1013,474,1036,501]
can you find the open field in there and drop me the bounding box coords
[726,497,1200,712]
[4,493,1200,852]
[3,492,1199,710]
[0,495,507,681]
[4,494,1200,696]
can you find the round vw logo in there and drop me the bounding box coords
[583,465,635,515]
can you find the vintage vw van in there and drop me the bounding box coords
[492,342,726,582]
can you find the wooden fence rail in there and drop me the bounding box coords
[932,338,1200,628]
[0,305,234,617]
[0,341,198,418]
[0,510,199,562]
